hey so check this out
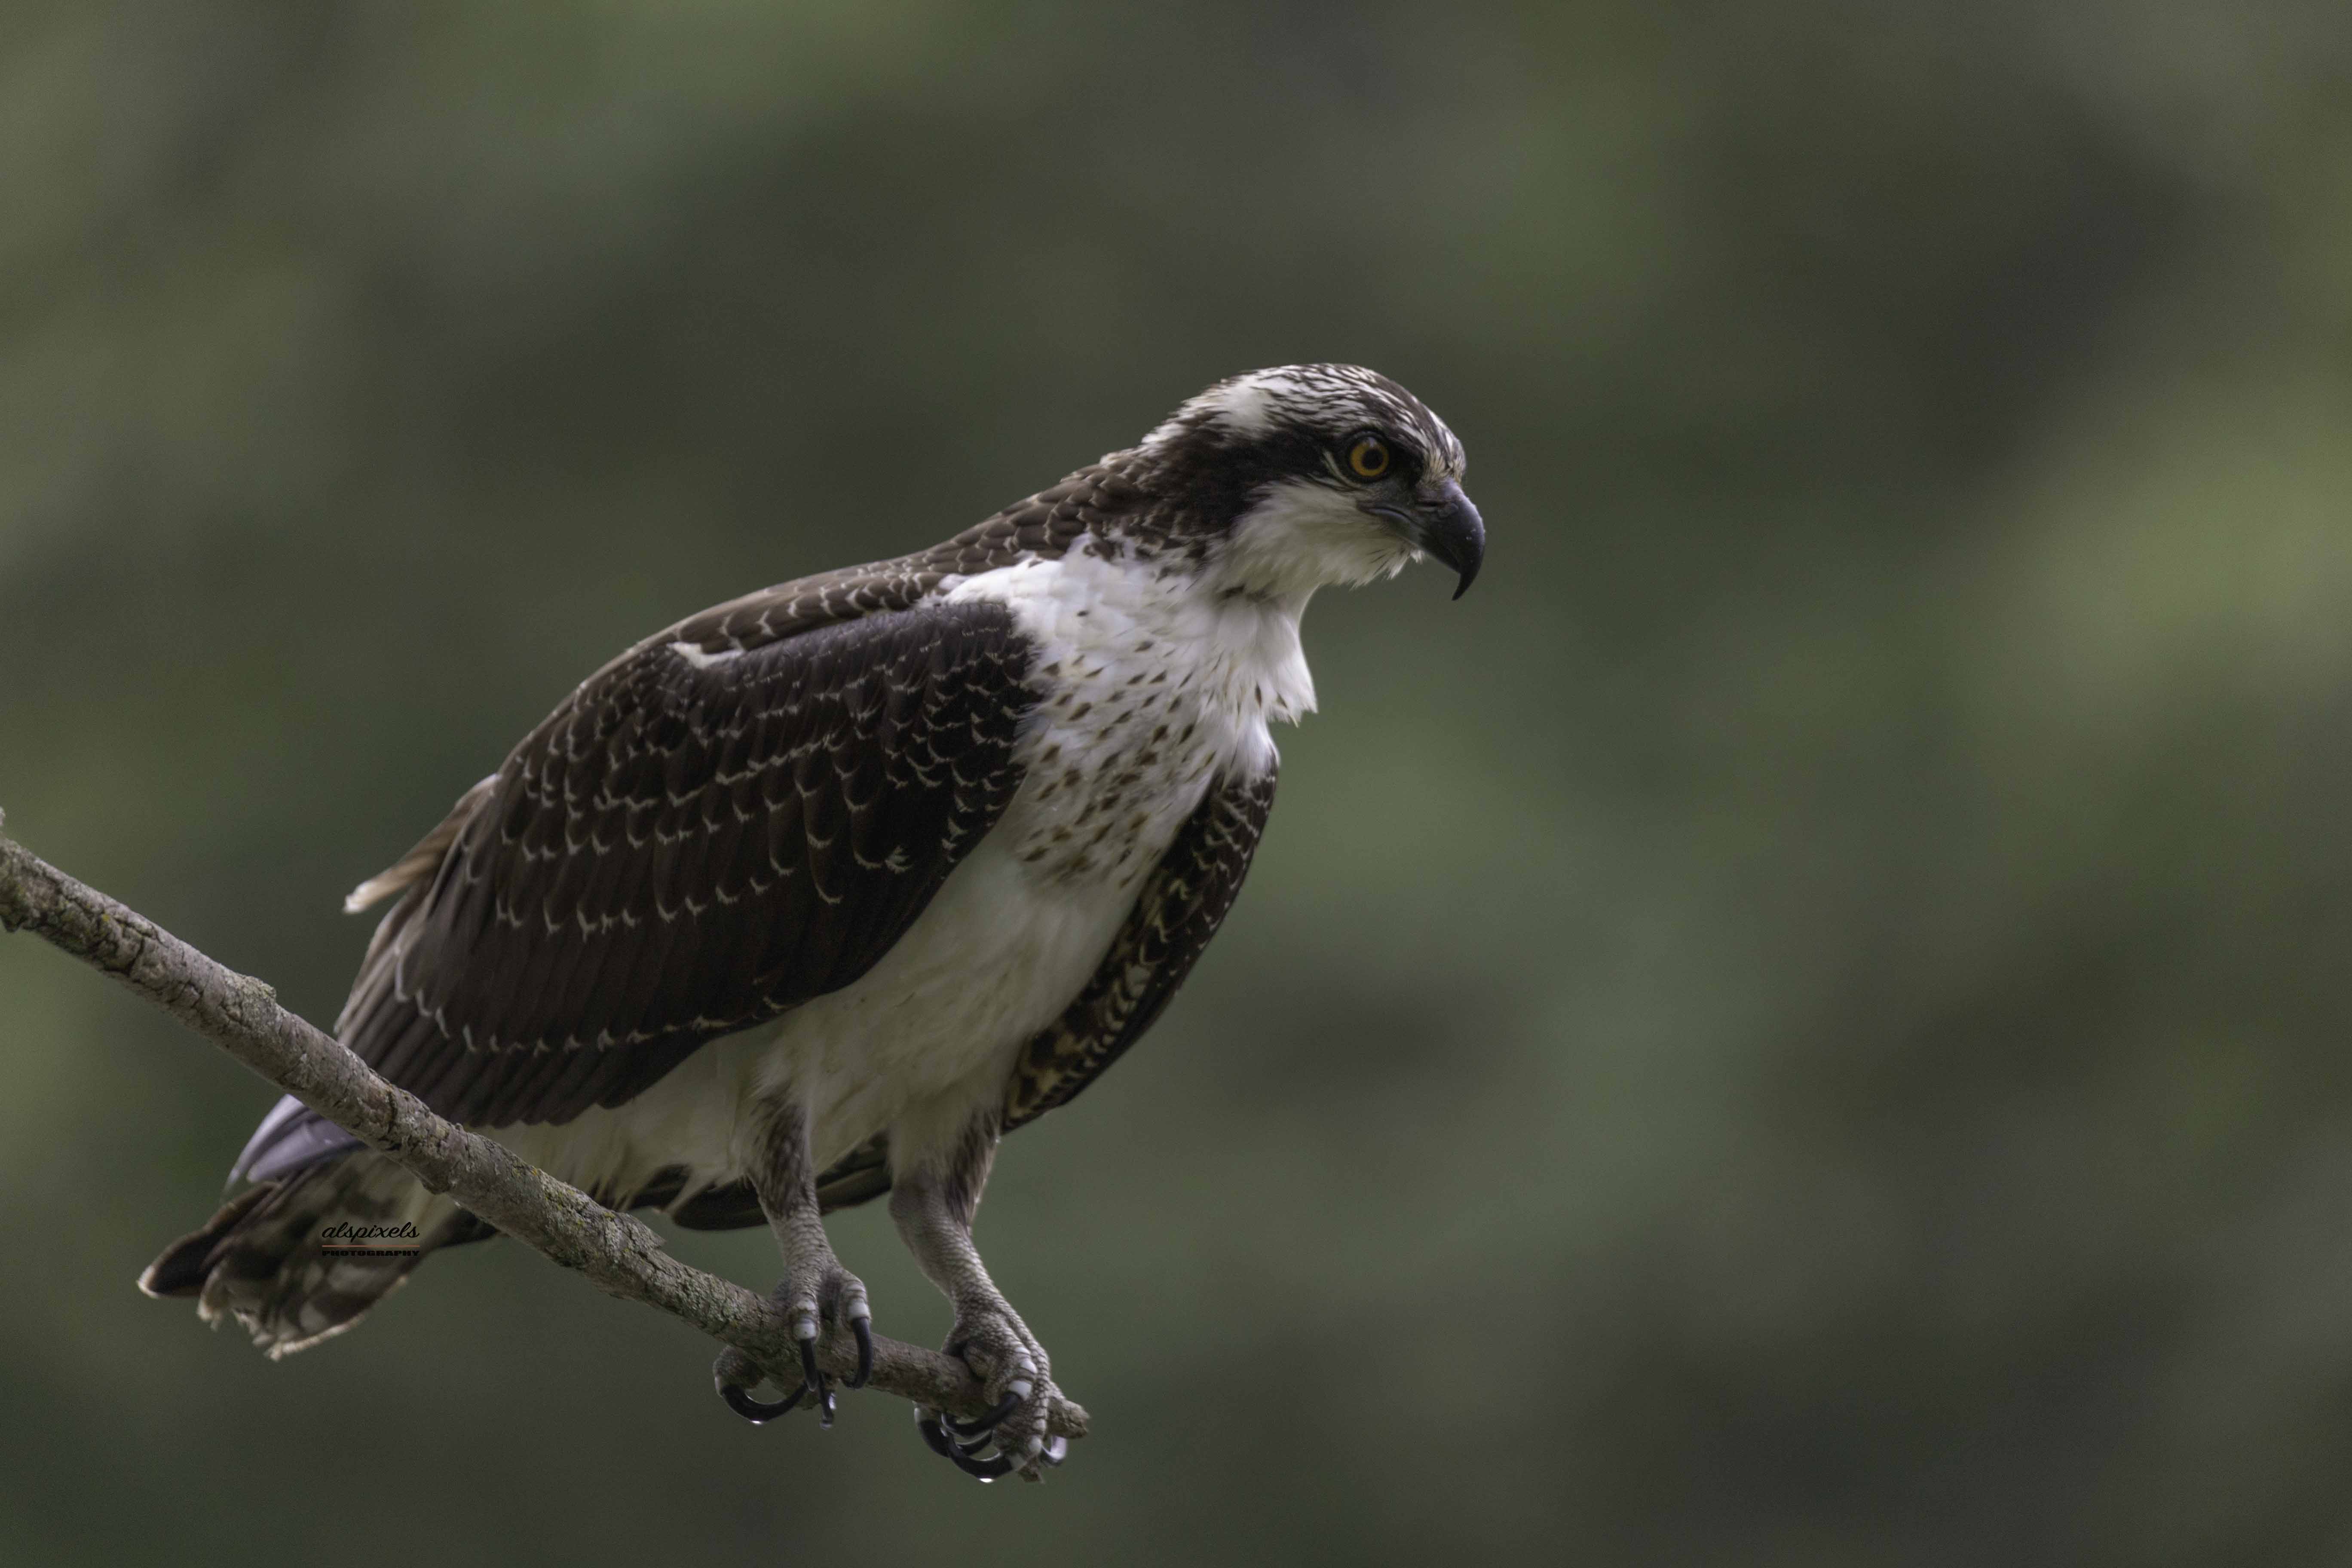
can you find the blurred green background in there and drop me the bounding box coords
[5,2,2352,1562]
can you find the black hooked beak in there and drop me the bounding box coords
[1413,478,1485,600]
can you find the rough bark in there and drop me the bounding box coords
[0,811,1086,1441]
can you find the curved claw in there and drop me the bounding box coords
[946,1391,1022,1438]
[781,1336,836,1429]
[713,1348,804,1424]
[797,1337,823,1393]
[1041,1434,1069,1467]
[914,1408,1014,1481]
[847,1316,874,1390]
[720,1382,803,1424]
[946,1443,1014,1482]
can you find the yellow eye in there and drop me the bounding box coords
[1346,435,1391,480]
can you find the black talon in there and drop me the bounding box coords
[947,1444,1014,1481]
[953,1427,996,1458]
[796,1337,823,1395]
[916,1407,1011,1480]
[946,1392,1022,1437]
[720,1382,803,1424]
[848,1317,874,1389]
[816,1380,836,1429]
[714,1347,803,1424]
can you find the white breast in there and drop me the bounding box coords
[943,544,1307,888]
[499,542,1308,1201]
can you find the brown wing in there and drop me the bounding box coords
[336,597,1036,1128]
[1001,766,1278,1131]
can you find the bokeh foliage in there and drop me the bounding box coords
[5,2,2352,1562]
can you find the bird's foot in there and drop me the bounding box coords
[915,1303,1069,1482]
[713,1262,873,1427]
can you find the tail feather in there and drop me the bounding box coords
[139,1182,276,1299]
[140,1149,476,1358]
[145,1113,895,1356]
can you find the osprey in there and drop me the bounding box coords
[143,364,1482,1480]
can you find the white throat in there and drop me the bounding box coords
[1210,477,1419,605]
[941,539,1319,784]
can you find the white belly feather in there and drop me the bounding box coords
[495,542,1308,1207]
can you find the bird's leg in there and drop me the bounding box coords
[891,1115,1069,1481]
[712,1100,873,1426]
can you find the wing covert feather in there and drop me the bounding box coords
[339,598,1035,1127]
[1002,767,1277,1131]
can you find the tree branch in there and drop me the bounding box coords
[0,811,1085,1441]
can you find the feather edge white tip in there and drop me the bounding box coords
[343,877,400,915]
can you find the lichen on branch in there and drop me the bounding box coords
[0,810,1086,1440]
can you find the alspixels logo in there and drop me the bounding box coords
[318,1221,422,1258]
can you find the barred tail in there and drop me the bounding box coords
[140,1147,485,1357]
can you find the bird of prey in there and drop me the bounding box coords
[143,364,1482,1480]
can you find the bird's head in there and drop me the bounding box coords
[1130,364,1483,604]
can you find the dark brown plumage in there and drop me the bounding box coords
[1005,770,1277,1130]
[356,601,1034,1128]
[142,364,1481,1481]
